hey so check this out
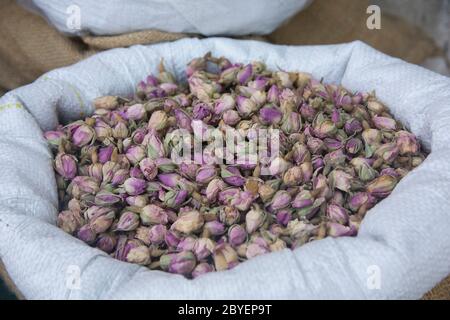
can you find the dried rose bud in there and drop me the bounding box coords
[130,166,144,179]
[44,130,66,147]
[94,96,118,110]
[77,224,97,244]
[236,96,258,118]
[396,130,419,155]
[72,176,100,194]
[292,190,314,209]
[269,190,291,211]
[55,153,77,179]
[348,192,375,213]
[154,158,176,173]
[219,206,240,226]
[147,110,168,131]
[72,124,94,147]
[196,165,217,185]
[292,143,311,165]
[116,211,140,232]
[230,190,254,211]
[57,210,85,234]
[328,170,353,193]
[326,204,349,225]
[149,224,167,245]
[139,158,157,181]
[269,156,291,176]
[127,246,151,265]
[245,204,266,233]
[88,163,103,181]
[111,168,129,186]
[367,100,385,114]
[366,175,397,197]
[324,149,346,168]
[246,239,270,259]
[223,109,241,126]
[276,209,292,226]
[213,243,239,271]
[281,112,302,134]
[94,190,122,206]
[141,204,169,225]
[206,178,227,202]
[164,189,189,208]
[144,131,166,159]
[228,224,247,247]
[307,137,325,154]
[194,238,215,260]
[259,105,283,125]
[177,236,197,252]
[89,209,115,234]
[203,221,225,236]
[96,233,117,253]
[373,116,396,131]
[218,187,241,205]
[179,162,199,180]
[94,119,112,141]
[171,210,204,234]
[125,104,145,121]
[350,158,378,182]
[112,122,128,139]
[346,138,363,155]
[327,222,357,238]
[221,166,245,187]
[192,263,214,278]
[102,161,120,184]
[344,118,363,135]
[324,138,343,151]
[237,64,253,84]
[375,143,399,164]
[123,177,146,195]
[282,166,303,186]
[126,145,145,165]
[258,179,281,203]
[157,173,182,188]
[160,251,196,275]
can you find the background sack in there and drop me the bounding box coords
[1,38,450,300]
[18,0,311,36]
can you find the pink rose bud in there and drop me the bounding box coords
[299,161,313,182]
[196,165,218,184]
[269,190,291,211]
[149,224,167,245]
[213,243,239,271]
[174,108,193,132]
[231,190,254,211]
[130,166,144,179]
[362,128,382,146]
[155,158,176,173]
[55,153,77,179]
[281,112,302,134]
[89,209,115,234]
[140,204,169,225]
[326,204,349,225]
[373,116,397,131]
[98,146,114,164]
[344,118,363,135]
[237,64,253,84]
[57,210,85,234]
[346,138,363,155]
[101,161,120,184]
[148,110,168,131]
[313,114,337,138]
[94,190,122,206]
[396,130,419,155]
[116,211,140,232]
[172,210,204,234]
[160,251,197,275]
[221,166,245,187]
[126,246,151,265]
[112,122,129,139]
[126,195,148,207]
[192,102,212,121]
[223,109,241,126]
[144,130,166,159]
[292,143,311,165]
[177,236,197,252]
[276,210,292,226]
[218,187,241,205]
[327,222,357,238]
[193,238,215,260]
[324,149,346,168]
[300,103,316,122]
[72,124,94,147]
[292,190,314,209]
[111,168,129,186]
[139,158,157,181]
[125,104,146,121]
[375,143,399,163]
[307,136,325,154]
[283,166,303,186]
[126,145,145,165]
[206,178,227,202]
[114,238,139,261]
[236,96,257,118]
[258,179,281,203]
[219,66,240,85]
[164,189,189,208]
[164,229,181,248]
[246,241,270,259]
[258,105,283,125]
[88,163,103,181]
[267,84,280,104]
[348,192,375,213]
[72,176,100,194]
[123,177,146,195]
[350,157,378,182]
[214,93,236,115]
[228,224,247,247]
[366,175,397,198]
[179,162,199,180]
[204,221,225,236]
[96,233,117,253]
[157,173,182,188]
[245,204,266,233]
[219,206,240,226]
[324,138,343,151]
[77,224,97,244]
[192,263,214,278]
[44,130,66,147]
[94,119,112,141]
[312,155,324,171]
[328,170,353,193]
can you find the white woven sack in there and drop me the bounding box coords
[1,38,450,299]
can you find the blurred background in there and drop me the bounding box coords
[0,0,449,299]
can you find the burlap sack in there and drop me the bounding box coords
[0,0,448,299]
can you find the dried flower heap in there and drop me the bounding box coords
[46,53,426,278]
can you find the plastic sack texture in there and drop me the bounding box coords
[1,38,450,299]
[18,0,312,36]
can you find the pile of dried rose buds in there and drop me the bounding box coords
[46,53,426,278]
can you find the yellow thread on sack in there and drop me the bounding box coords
[0,102,23,112]
[42,76,86,118]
